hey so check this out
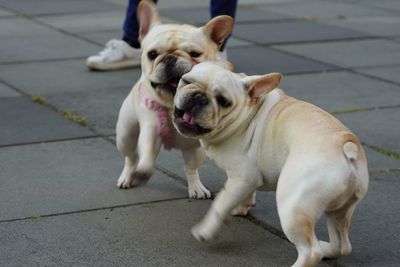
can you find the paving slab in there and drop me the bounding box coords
[160,6,288,26]
[275,39,400,68]
[36,11,124,34]
[0,17,101,63]
[0,17,62,38]
[0,35,100,63]
[279,70,400,112]
[355,65,400,85]
[225,37,253,48]
[250,171,400,267]
[323,16,400,37]
[0,59,138,95]
[0,6,13,16]
[261,0,392,19]
[45,85,132,135]
[353,0,400,13]
[336,107,400,154]
[0,199,328,266]
[0,97,96,146]
[0,0,122,16]
[0,138,188,221]
[157,149,227,193]
[393,37,400,44]
[233,21,370,45]
[228,45,336,75]
[0,82,19,98]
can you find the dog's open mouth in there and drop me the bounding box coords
[173,106,211,135]
[151,77,180,96]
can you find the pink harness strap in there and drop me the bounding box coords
[139,83,173,150]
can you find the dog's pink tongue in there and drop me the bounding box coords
[183,112,196,125]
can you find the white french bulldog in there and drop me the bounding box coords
[116,1,233,199]
[173,62,369,267]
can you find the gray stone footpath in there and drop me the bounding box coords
[0,0,399,266]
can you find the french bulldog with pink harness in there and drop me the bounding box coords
[115,1,233,199]
[173,62,369,267]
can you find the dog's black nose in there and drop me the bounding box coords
[182,92,208,112]
[192,92,209,107]
[164,55,178,67]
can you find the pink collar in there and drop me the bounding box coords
[139,83,173,150]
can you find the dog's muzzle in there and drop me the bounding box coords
[150,55,193,96]
[173,92,211,135]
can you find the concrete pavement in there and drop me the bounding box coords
[0,0,399,266]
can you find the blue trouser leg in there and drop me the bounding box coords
[122,0,157,48]
[122,0,236,50]
[210,0,237,51]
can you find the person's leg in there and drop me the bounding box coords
[122,0,141,49]
[210,0,237,51]
[123,0,158,49]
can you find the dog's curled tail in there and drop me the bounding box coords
[343,139,369,199]
[343,141,358,161]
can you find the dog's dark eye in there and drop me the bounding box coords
[216,95,231,108]
[189,51,202,58]
[147,50,158,60]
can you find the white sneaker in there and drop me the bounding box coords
[86,39,142,70]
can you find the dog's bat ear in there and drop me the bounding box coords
[242,73,283,103]
[138,0,161,42]
[202,15,234,49]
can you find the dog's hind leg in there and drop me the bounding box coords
[277,199,323,267]
[321,195,359,258]
[276,160,324,267]
[182,147,211,199]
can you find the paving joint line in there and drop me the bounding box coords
[349,68,400,87]
[266,45,344,71]
[0,56,87,66]
[361,142,400,160]
[369,168,400,175]
[258,35,380,47]
[0,197,189,224]
[0,135,100,149]
[331,104,400,115]
[0,79,116,146]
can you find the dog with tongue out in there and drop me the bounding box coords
[114,0,233,199]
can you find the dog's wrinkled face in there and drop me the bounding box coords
[142,25,216,100]
[173,62,243,138]
[173,62,282,140]
[138,1,233,106]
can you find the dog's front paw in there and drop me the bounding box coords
[117,169,152,189]
[188,183,211,199]
[191,222,215,242]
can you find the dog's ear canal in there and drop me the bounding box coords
[243,73,283,103]
[202,15,234,48]
[137,0,161,42]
